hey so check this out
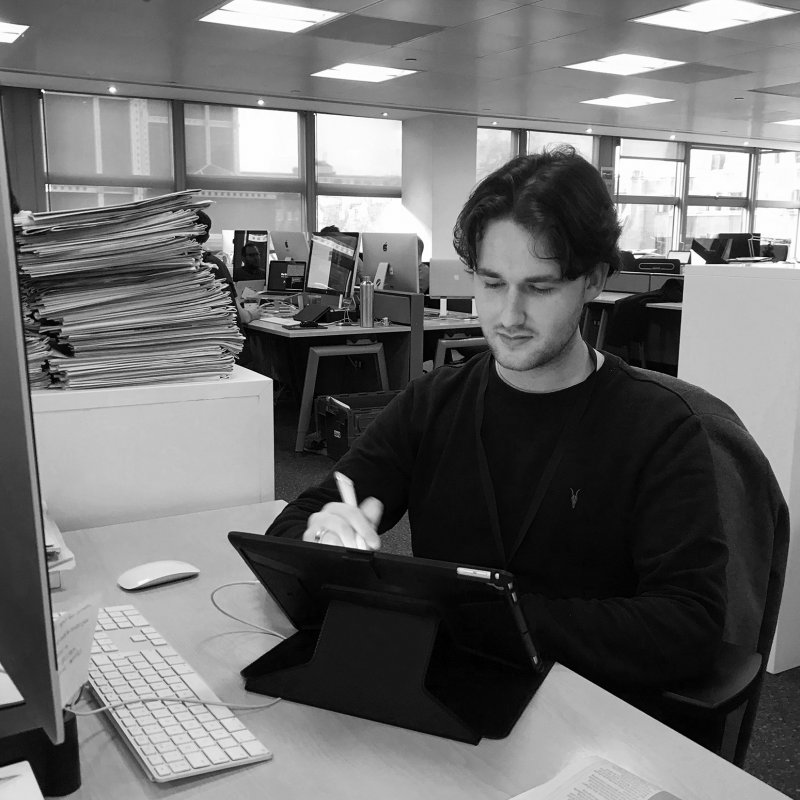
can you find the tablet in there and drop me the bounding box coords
[227,532,549,743]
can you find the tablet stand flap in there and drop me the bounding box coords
[241,598,545,744]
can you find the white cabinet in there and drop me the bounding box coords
[32,367,273,532]
[678,263,800,673]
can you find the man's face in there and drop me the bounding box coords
[244,246,261,269]
[474,218,603,376]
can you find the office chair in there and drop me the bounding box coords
[652,410,789,767]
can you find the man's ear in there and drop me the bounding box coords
[583,262,609,303]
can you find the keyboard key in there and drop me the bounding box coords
[153,765,172,778]
[225,746,248,761]
[187,752,211,769]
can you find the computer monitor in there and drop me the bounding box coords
[429,259,474,299]
[667,250,691,265]
[716,232,761,260]
[690,239,726,265]
[269,231,309,264]
[232,230,269,281]
[305,231,361,300]
[0,139,64,746]
[361,233,420,293]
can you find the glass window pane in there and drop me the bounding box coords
[197,190,302,234]
[316,196,407,232]
[753,207,798,260]
[526,131,593,162]
[618,159,679,196]
[184,104,300,178]
[45,184,166,211]
[617,204,675,254]
[685,206,747,240]
[477,128,514,181]
[688,149,749,197]
[43,93,173,182]
[316,115,401,187]
[620,138,683,160]
[757,151,800,203]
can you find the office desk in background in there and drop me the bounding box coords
[57,504,788,800]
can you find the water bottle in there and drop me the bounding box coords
[359,277,374,328]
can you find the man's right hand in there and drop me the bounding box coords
[302,496,383,550]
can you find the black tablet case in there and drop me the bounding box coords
[227,533,551,744]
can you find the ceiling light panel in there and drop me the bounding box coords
[565,53,685,75]
[774,118,800,125]
[0,21,28,43]
[200,0,339,34]
[311,63,417,82]
[633,0,795,33]
[581,93,674,108]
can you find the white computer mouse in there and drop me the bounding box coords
[117,560,200,591]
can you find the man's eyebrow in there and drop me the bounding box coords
[475,266,563,282]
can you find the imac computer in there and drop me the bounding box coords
[0,120,76,792]
[429,259,477,317]
[269,231,309,264]
[231,230,269,281]
[305,231,361,301]
[360,233,420,293]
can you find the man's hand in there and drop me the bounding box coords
[302,496,383,550]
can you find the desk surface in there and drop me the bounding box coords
[590,291,635,305]
[58,504,788,800]
[423,311,483,332]
[248,318,409,339]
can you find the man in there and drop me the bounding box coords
[266,147,732,699]
[234,242,266,281]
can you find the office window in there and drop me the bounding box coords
[618,204,676,253]
[197,190,303,232]
[42,92,173,210]
[685,207,747,240]
[688,149,749,197]
[317,196,404,232]
[477,128,514,181]
[753,207,798,260]
[617,159,680,196]
[316,115,401,188]
[757,151,800,203]
[184,104,299,178]
[526,131,593,162]
[615,138,683,254]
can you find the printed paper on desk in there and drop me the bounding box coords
[0,761,44,800]
[52,595,100,707]
[511,756,682,800]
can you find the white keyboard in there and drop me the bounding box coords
[88,605,272,783]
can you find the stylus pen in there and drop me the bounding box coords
[334,471,369,550]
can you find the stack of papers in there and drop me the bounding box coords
[15,191,243,390]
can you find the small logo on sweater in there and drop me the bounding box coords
[570,488,580,510]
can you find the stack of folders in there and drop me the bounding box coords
[15,191,244,390]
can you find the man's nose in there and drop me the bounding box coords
[499,289,526,327]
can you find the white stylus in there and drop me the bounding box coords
[334,471,368,550]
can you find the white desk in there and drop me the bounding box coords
[32,367,274,531]
[57,504,788,800]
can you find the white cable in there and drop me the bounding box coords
[68,692,282,716]
[210,581,286,639]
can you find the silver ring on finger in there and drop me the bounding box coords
[313,527,330,542]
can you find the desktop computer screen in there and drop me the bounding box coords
[429,259,474,299]
[0,141,64,746]
[305,232,361,299]
[269,231,309,264]
[231,230,269,281]
[715,232,761,260]
[361,233,420,293]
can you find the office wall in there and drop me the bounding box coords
[402,115,477,260]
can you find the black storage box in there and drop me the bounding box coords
[316,391,400,459]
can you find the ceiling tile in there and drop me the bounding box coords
[641,64,751,83]
[359,0,525,27]
[304,15,443,45]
